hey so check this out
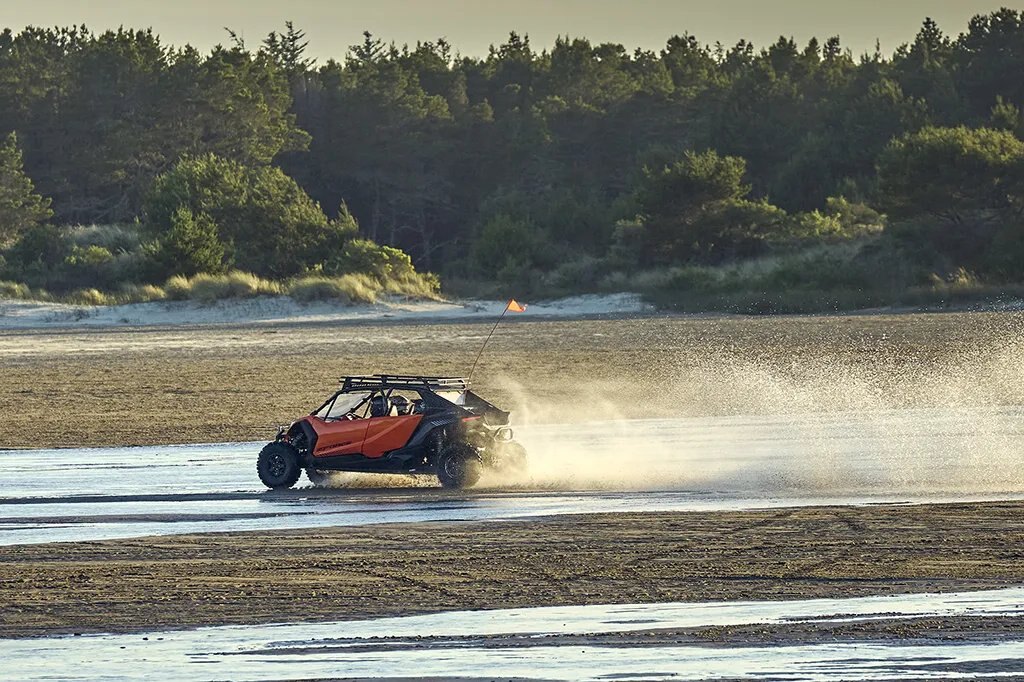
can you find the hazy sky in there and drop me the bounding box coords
[5,1,1017,62]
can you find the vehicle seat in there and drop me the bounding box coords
[391,395,412,416]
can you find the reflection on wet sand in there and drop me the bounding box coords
[4,588,1024,681]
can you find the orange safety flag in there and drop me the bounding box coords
[506,299,527,313]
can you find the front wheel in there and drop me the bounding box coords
[257,442,302,489]
[436,442,482,489]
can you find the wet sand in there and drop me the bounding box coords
[252,615,1024,655]
[3,311,1024,668]
[3,502,1024,638]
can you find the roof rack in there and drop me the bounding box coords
[339,374,469,392]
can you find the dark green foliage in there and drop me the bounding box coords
[472,213,548,277]
[145,154,354,278]
[955,9,1024,119]
[4,224,67,279]
[878,126,1024,221]
[878,126,1024,279]
[639,150,750,220]
[263,22,314,81]
[637,150,789,262]
[0,27,306,224]
[146,207,227,277]
[0,132,51,245]
[326,238,418,280]
[2,11,1024,304]
[0,223,137,291]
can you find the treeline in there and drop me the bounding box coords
[1,11,1024,307]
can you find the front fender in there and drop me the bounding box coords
[284,419,318,463]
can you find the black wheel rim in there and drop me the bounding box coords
[268,453,286,479]
[443,457,462,480]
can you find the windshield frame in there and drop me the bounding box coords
[313,390,372,420]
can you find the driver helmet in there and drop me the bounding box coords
[369,394,389,418]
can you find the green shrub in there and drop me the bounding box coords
[472,213,549,274]
[607,218,645,270]
[787,210,844,240]
[145,154,349,278]
[3,224,69,273]
[318,235,440,299]
[617,239,925,313]
[65,244,115,268]
[661,266,723,292]
[326,239,416,279]
[878,125,1024,221]
[824,197,885,237]
[145,207,227,278]
[543,256,605,293]
[67,224,142,252]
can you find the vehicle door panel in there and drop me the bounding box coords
[361,415,423,457]
[310,417,368,457]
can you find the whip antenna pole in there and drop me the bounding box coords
[468,302,510,384]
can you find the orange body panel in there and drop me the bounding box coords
[309,415,423,458]
[361,415,423,457]
[308,417,366,457]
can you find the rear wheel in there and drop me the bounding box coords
[436,442,482,489]
[257,442,302,490]
[495,440,528,473]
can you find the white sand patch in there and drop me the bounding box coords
[0,293,651,329]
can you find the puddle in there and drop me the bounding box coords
[4,408,1024,545]
[0,489,950,546]
[3,587,1024,680]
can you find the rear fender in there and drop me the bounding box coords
[407,415,462,450]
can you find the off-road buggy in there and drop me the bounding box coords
[257,374,527,489]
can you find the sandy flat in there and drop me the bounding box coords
[0,293,652,330]
[2,503,1023,638]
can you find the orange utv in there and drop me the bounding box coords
[257,375,527,489]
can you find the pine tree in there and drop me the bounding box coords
[152,206,227,277]
[0,132,52,245]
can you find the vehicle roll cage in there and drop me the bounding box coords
[312,375,472,419]
[309,374,509,426]
[339,374,469,392]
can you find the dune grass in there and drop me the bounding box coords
[0,269,444,307]
[164,271,283,303]
[0,281,37,300]
[612,243,1024,314]
[288,274,381,304]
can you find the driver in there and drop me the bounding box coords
[369,393,391,418]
